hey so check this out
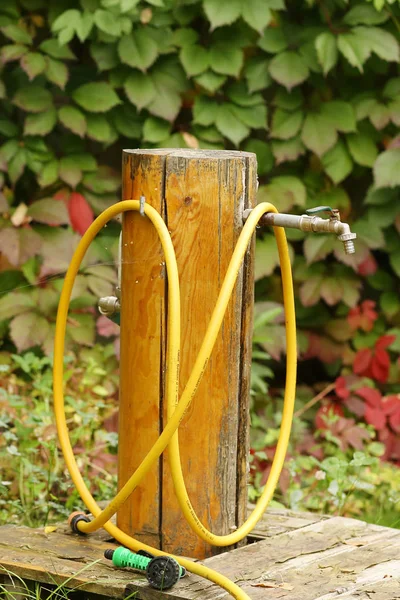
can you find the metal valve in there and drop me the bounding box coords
[243,205,356,255]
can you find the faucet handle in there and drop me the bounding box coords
[306,206,340,220]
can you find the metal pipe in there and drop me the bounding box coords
[243,208,356,255]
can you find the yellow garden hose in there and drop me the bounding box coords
[53,199,297,600]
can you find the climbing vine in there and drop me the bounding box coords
[0,0,400,494]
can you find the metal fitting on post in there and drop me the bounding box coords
[98,295,120,317]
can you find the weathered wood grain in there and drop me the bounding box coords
[1,511,400,600]
[120,149,257,558]
[119,150,167,549]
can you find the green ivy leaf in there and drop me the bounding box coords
[0,227,42,267]
[172,28,199,47]
[118,29,158,71]
[381,291,400,319]
[273,88,303,111]
[353,218,385,249]
[227,83,263,107]
[59,106,87,138]
[9,149,27,184]
[215,104,250,146]
[255,234,280,279]
[72,82,121,113]
[0,120,17,138]
[322,141,353,184]
[258,28,287,53]
[304,236,335,264]
[1,24,32,45]
[209,42,243,77]
[24,108,57,136]
[1,44,28,63]
[0,139,19,165]
[193,95,218,126]
[244,139,273,175]
[124,71,156,111]
[86,114,115,143]
[10,313,50,352]
[38,160,59,188]
[194,71,227,93]
[354,26,399,63]
[143,116,171,142]
[369,102,391,130]
[13,85,53,113]
[347,133,378,167]
[390,250,400,278]
[320,101,356,133]
[0,290,35,321]
[45,57,69,89]
[373,149,400,189]
[301,112,337,157]
[259,176,306,212]
[203,0,241,29]
[39,39,76,60]
[271,108,303,140]
[268,51,309,91]
[28,197,70,225]
[180,44,209,76]
[315,32,338,76]
[94,9,122,37]
[271,137,305,165]
[146,59,186,121]
[230,103,268,129]
[344,4,389,26]
[20,52,46,80]
[244,57,271,93]
[241,1,272,33]
[59,156,82,188]
[337,32,370,72]
[112,105,142,139]
[90,43,119,71]
[365,187,398,205]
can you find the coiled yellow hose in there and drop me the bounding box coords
[53,199,297,600]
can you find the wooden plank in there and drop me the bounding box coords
[160,149,257,558]
[1,512,400,600]
[119,150,168,549]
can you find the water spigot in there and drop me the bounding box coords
[242,205,356,255]
[304,206,356,255]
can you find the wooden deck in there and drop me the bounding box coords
[1,508,400,599]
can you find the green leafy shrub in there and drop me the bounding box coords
[0,347,119,526]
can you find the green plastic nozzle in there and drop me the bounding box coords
[104,547,185,590]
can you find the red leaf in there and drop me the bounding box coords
[357,254,377,276]
[353,348,372,375]
[356,386,381,407]
[389,410,400,433]
[335,376,350,399]
[382,395,400,416]
[371,352,390,383]
[376,335,396,351]
[96,315,119,338]
[345,395,365,417]
[365,406,386,430]
[68,192,94,235]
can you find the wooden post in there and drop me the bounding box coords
[119,149,257,558]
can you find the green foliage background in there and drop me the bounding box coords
[0,0,400,525]
[0,1,399,423]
